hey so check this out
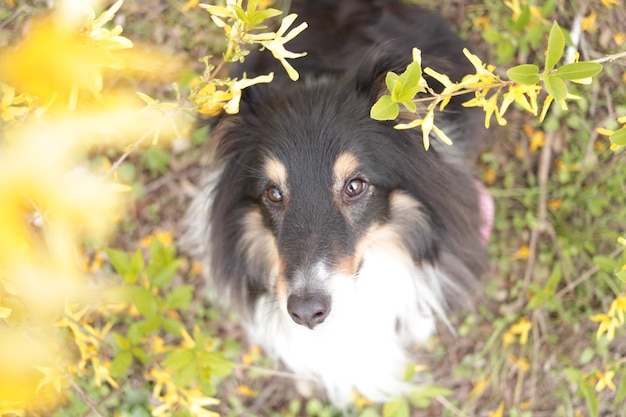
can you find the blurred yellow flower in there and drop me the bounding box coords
[140,229,175,247]
[235,384,255,397]
[503,316,532,348]
[508,355,530,372]
[581,12,597,33]
[595,370,616,392]
[514,245,530,260]
[0,0,133,112]
[601,0,619,8]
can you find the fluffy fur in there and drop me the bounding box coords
[182,0,489,406]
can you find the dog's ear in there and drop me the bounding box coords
[354,44,472,106]
[354,44,410,106]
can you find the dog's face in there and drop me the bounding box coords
[204,58,487,331]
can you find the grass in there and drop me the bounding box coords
[1,0,625,416]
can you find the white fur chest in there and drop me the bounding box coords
[246,247,449,406]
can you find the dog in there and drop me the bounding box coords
[182,0,493,406]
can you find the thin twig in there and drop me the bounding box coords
[591,50,626,64]
[65,372,106,417]
[236,363,314,381]
[555,247,624,299]
[435,395,471,417]
[103,130,153,178]
[522,129,556,296]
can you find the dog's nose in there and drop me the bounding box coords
[287,292,331,329]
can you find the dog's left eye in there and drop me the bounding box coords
[343,178,368,201]
[265,185,283,204]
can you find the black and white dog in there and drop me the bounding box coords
[183,0,493,405]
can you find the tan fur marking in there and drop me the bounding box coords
[353,191,425,264]
[334,255,359,276]
[264,157,288,190]
[275,261,288,303]
[332,152,361,193]
[241,209,280,273]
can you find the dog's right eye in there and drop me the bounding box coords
[265,185,283,204]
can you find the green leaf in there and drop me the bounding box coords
[579,347,595,365]
[593,255,618,272]
[130,248,144,278]
[414,385,452,398]
[129,287,159,319]
[114,333,132,350]
[610,127,626,146]
[402,100,417,113]
[359,408,381,417]
[507,64,540,85]
[203,352,234,378]
[555,62,603,80]
[541,0,557,18]
[165,285,195,310]
[164,348,195,369]
[150,261,183,288]
[137,316,161,334]
[527,263,562,310]
[248,8,282,26]
[132,347,150,365]
[383,398,409,417]
[512,5,531,31]
[106,248,131,275]
[482,28,500,44]
[385,71,399,93]
[616,270,626,283]
[580,379,599,417]
[174,360,198,387]
[543,74,568,101]
[232,5,249,24]
[162,319,183,337]
[395,61,425,102]
[109,350,133,378]
[371,95,399,120]
[563,367,584,383]
[545,21,565,71]
[615,374,626,404]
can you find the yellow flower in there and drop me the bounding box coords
[467,378,490,402]
[223,73,274,114]
[548,199,562,211]
[514,245,530,260]
[529,130,545,153]
[235,384,255,397]
[0,83,32,122]
[140,229,174,247]
[608,295,626,325]
[601,0,619,8]
[503,316,532,347]
[614,32,626,46]
[252,14,308,81]
[595,370,616,392]
[484,169,496,185]
[0,1,133,112]
[581,12,597,33]
[472,16,491,31]
[502,83,541,116]
[508,355,530,372]
[590,313,619,341]
[182,387,220,417]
